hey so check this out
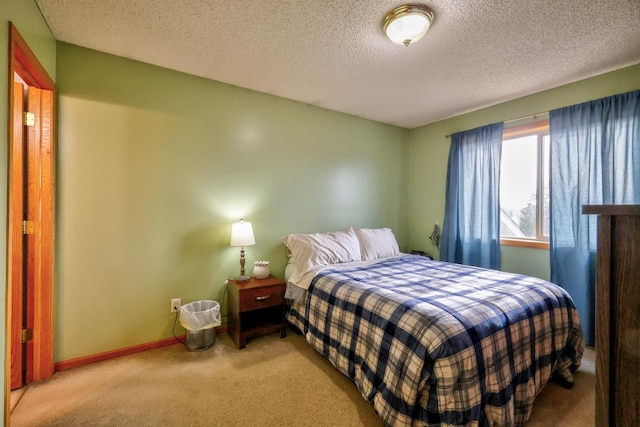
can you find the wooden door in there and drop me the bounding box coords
[9,84,55,389]
[24,86,55,386]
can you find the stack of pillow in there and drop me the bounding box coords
[282,227,400,286]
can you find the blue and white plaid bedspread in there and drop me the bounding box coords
[295,256,584,426]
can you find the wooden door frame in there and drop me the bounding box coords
[5,22,56,421]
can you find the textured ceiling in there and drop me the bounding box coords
[35,0,640,129]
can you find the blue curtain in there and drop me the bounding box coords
[441,122,504,269]
[550,90,640,346]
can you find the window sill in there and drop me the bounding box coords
[500,238,549,250]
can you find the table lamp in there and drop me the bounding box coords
[230,219,255,281]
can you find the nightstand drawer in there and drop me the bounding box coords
[240,286,284,312]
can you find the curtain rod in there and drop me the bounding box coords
[444,111,549,139]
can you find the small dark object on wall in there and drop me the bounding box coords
[411,250,433,260]
[429,223,441,249]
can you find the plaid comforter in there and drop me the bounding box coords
[290,256,584,426]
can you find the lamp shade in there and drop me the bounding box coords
[230,219,256,247]
[383,4,434,46]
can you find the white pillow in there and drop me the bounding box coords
[281,228,361,278]
[354,228,400,261]
[284,260,297,282]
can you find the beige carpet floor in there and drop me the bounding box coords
[11,331,595,426]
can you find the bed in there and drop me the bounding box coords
[282,227,585,426]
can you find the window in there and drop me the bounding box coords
[500,119,549,249]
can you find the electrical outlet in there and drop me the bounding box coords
[170,298,181,313]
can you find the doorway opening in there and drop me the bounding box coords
[6,22,56,423]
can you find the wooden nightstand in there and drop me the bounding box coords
[227,275,286,349]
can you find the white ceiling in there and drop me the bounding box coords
[35,0,640,129]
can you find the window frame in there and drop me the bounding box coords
[499,119,550,250]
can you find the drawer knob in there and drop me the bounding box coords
[255,295,270,301]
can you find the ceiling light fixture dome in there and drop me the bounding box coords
[383,4,434,46]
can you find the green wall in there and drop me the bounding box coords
[56,43,409,361]
[406,64,640,281]
[1,0,57,421]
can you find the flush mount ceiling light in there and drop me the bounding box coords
[383,4,434,46]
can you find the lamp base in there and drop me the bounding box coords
[235,275,251,282]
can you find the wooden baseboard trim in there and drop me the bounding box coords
[54,336,185,372]
[54,325,228,372]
